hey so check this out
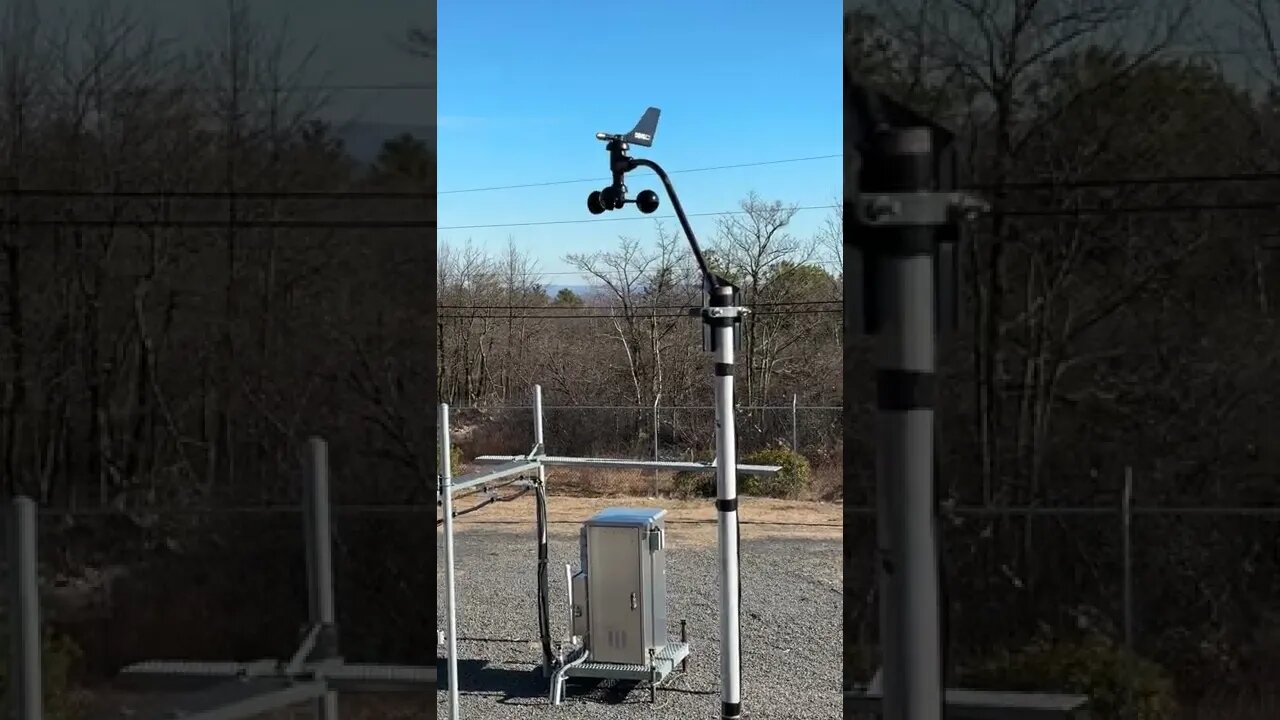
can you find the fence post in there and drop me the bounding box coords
[9,496,42,720]
[791,394,799,453]
[1122,466,1133,652]
[304,438,340,720]
[651,393,661,498]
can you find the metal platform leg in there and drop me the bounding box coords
[8,497,42,720]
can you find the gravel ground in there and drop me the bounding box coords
[437,527,841,719]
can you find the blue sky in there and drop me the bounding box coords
[438,0,842,286]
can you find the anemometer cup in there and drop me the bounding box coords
[636,189,660,214]
[587,191,606,215]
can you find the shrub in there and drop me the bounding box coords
[740,446,811,499]
[668,446,813,500]
[0,626,85,720]
[671,471,715,498]
[438,442,464,472]
[960,631,1178,720]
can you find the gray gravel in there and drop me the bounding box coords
[437,528,841,719]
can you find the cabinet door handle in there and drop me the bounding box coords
[631,592,638,610]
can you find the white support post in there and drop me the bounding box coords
[303,438,340,720]
[532,385,551,677]
[652,393,661,498]
[709,284,743,720]
[439,404,461,719]
[791,394,799,453]
[533,385,547,485]
[9,497,42,720]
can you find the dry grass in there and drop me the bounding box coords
[443,492,841,546]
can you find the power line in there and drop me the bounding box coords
[437,308,842,320]
[976,169,1280,191]
[1003,201,1280,216]
[438,154,842,195]
[445,404,842,411]
[0,152,833,201]
[440,184,1280,233]
[34,503,432,517]
[435,260,844,278]
[4,189,432,200]
[435,300,841,310]
[1,218,433,229]
[12,167,1276,205]
[439,164,1280,199]
[434,260,844,278]
[439,204,837,231]
[121,82,434,93]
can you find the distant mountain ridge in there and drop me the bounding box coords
[336,121,434,164]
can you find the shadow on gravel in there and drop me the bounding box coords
[436,656,695,708]
[566,677,646,705]
[437,657,546,702]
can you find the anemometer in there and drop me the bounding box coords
[586,108,746,720]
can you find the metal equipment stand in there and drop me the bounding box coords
[5,497,42,720]
[97,438,434,720]
[437,384,780,717]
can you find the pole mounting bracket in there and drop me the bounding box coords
[855,192,990,227]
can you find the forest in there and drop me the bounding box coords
[845,0,1280,712]
[0,0,434,705]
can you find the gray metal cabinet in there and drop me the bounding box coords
[579,507,668,666]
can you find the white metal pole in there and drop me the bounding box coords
[869,126,943,720]
[652,393,661,498]
[534,385,547,478]
[710,284,743,719]
[439,403,461,719]
[792,393,799,453]
[304,438,339,720]
[10,496,42,720]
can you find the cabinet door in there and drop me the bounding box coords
[587,526,644,664]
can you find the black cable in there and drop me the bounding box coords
[436,486,531,526]
[534,481,554,670]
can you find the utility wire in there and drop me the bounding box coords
[10,166,1280,203]
[438,204,837,231]
[435,300,841,310]
[437,193,1280,232]
[0,218,434,230]
[1,153,838,200]
[1002,201,1280,216]
[973,169,1280,191]
[438,154,842,195]
[434,261,844,278]
[4,188,432,200]
[9,200,1275,232]
[117,82,434,93]
[437,308,842,320]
